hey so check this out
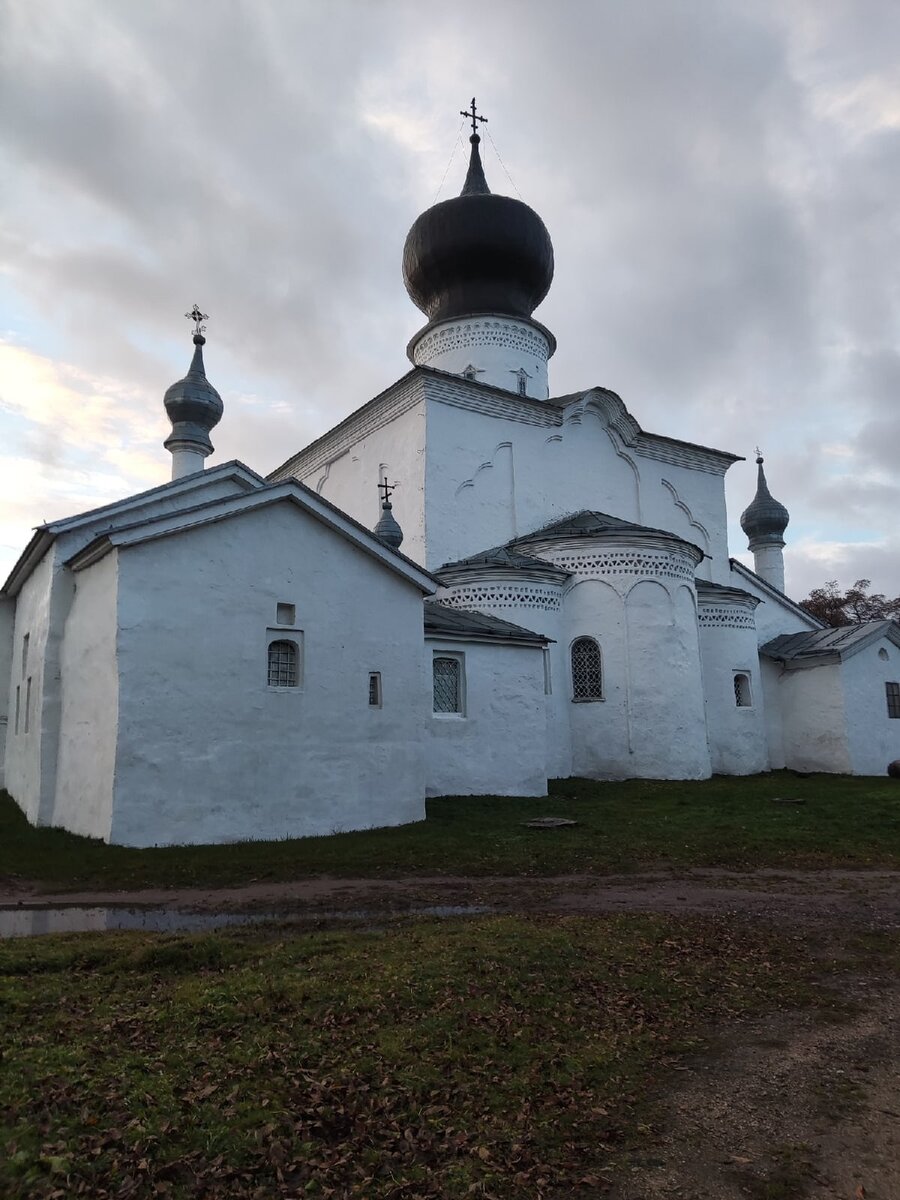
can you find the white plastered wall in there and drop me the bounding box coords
[110,501,428,846]
[411,316,551,399]
[53,552,119,839]
[777,662,851,774]
[423,396,729,577]
[286,397,427,565]
[425,638,547,797]
[841,639,900,776]
[698,616,769,775]
[0,598,14,787]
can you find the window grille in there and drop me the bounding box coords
[733,673,752,707]
[571,637,603,701]
[433,656,461,713]
[268,640,299,688]
[368,672,382,707]
[887,682,900,719]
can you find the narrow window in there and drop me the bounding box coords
[276,602,296,626]
[21,633,29,677]
[433,655,462,714]
[268,639,299,688]
[733,672,752,707]
[517,374,527,396]
[571,637,603,701]
[887,682,900,719]
[24,677,32,733]
[15,686,20,735]
[543,647,552,695]
[368,672,382,707]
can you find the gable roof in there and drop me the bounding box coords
[728,558,825,629]
[1,462,265,598]
[65,477,439,595]
[424,601,550,646]
[761,620,900,667]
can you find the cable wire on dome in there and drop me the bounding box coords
[432,117,466,205]
[486,129,524,201]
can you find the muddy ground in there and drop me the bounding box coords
[3,869,898,1197]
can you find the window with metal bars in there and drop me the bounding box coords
[368,672,382,707]
[267,639,299,688]
[887,682,900,719]
[433,655,462,714]
[733,672,752,707]
[571,637,603,701]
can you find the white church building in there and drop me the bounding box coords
[2,114,898,845]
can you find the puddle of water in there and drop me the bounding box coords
[0,904,493,939]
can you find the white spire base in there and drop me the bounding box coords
[751,542,786,594]
[170,447,208,480]
[409,314,553,400]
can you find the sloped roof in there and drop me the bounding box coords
[510,509,704,561]
[728,558,825,629]
[761,620,900,666]
[437,544,568,578]
[424,601,550,645]
[696,579,759,606]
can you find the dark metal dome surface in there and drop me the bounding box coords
[163,335,223,433]
[402,136,554,323]
[740,457,789,544]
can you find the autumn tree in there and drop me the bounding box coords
[800,578,900,628]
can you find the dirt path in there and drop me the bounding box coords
[3,867,900,930]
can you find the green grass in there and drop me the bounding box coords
[2,771,900,892]
[0,913,820,1199]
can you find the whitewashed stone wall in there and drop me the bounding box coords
[425,638,547,797]
[0,598,14,788]
[110,502,428,846]
[841,639,900,775]
[777,663,851,774]
[697,602,769,775]
[54,553,119,839]
[410,316,551,399]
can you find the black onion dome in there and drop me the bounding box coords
[163,334,223,436]
[402,135,554,323]
[740,456,789,545]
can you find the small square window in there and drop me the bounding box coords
[368,672,382,707]
[887,682,900,719]
[276,603,296,626]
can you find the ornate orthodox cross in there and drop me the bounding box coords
[460,97,487,137]
[185,305,208,337]
[378,479,398,505]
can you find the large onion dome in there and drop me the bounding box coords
[163,331,223,458]
[402,133,554,324]
[740,455,790,547]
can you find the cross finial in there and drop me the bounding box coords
[378,478,398,507]
[755,446,764,463]
[185,304,208,339]
[460,97,487,139]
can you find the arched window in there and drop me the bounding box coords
[733,672,752,707]
[268,639,299,688]
[571,637,603,701]
[433,655,463,714]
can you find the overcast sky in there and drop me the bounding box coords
[1,0,898,599]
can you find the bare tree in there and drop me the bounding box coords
[800,579,900,627]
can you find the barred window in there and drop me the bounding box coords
[734,672,752,707]
[887,682,900,719]
[368,672,382,707]
[571,637,603,701]
[433,655,462,714]
[268,639,299,688]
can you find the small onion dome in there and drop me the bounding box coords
[740,455,789,547]
[374,496,404,550]
[163,333,223,456]
[402,134,554,324]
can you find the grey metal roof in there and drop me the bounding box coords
[696,579,759,605]
[510,510,704,560]
[424,601,550,645]
[437,544,568,577]
[740,456,789,546]
[761,620,900,665]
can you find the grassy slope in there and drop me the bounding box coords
[0,913,822,1199]
[2,773,900,891]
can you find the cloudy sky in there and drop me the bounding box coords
[1,0,898,599]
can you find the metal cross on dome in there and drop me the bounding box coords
[460,97,487,137]
[378,478,399,505]
[185,305,208,337]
